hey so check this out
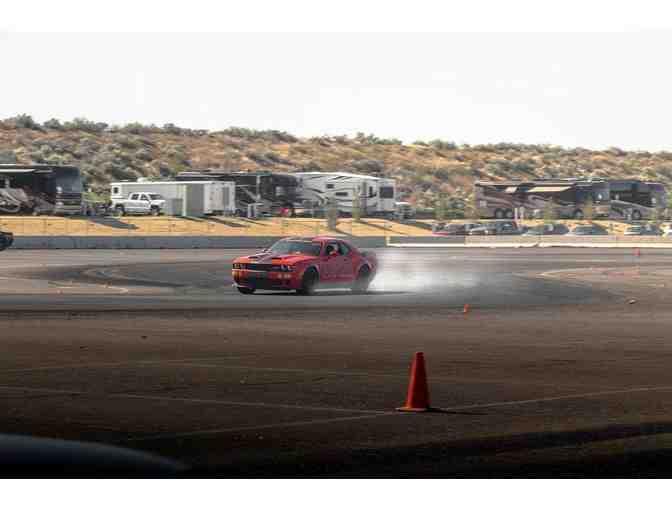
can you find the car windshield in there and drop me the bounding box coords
[267,240,322,256]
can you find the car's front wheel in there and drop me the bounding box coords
[237,286,255,295]
[297,269,318,296]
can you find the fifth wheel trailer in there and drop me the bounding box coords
[294,172,396,217]
[0,164,83,215]
[177,171,301,217]
[110,180,235,216]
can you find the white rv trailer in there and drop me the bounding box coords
[294,172,396,216]
[110,179,235,216]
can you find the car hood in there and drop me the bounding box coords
[234,252,318,265]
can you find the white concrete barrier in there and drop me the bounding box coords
[9,236,388,250]
[387,235,672,248]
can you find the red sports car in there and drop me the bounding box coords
[232,236,377,295]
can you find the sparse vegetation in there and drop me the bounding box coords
[3,116,672,205]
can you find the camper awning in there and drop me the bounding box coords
[0,168,38,174]
[527,186,571,193]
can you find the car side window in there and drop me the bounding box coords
[324,243,338,256]
[131,194,138,200]
[337,242,350,256]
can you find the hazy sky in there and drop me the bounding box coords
[3,32,672,151]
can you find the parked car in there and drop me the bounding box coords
[434,222,482,236]
[567,224,609,236]
[521,223,569,236]
[623,224,662,236]
[468,221,521,236]
[0,231,13,251]
[110,192,166,216]
[624,225,645,236]
[394,202,416,220]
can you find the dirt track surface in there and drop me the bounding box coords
[3,248,672,476]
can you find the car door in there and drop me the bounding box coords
[336,241,356,282]
[129,193,140,213]
[320,242,342,283]
[139,194,151,213]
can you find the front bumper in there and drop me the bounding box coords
[232,269,299,290]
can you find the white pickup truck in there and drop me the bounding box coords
[111,192,165,216]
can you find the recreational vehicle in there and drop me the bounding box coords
[295,172,396,217]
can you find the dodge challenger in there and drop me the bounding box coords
[232,236,377,295]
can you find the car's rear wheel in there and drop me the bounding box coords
[297,269,318,296]
[573,209,584,219]
[494,209,504,219]
[236,286,255,295]
[631,210,642,221]
[504,209,515,219]
[352,266,372,294]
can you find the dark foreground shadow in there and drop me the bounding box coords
[205,420,672,477]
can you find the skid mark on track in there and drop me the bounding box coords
[0,385,386,415]
[0,360,595,390]
[437,385,672,412]
[3,383,672,442]
[129,385,672,442]
[159,362,591,389]
[127,413,397,442]
[0,356,252,373]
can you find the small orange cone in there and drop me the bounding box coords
[634,248,641,257]
[397,352,432,412]
[463,304,470,314]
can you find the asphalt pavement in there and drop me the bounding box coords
[2,247,672,476]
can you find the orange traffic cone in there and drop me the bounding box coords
[634,248,641,257]
[463,304,470,314]
[397,352,432,412]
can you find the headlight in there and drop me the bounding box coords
[55,201,64,207]
[232,263,244,269]
[275,265,294,272]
